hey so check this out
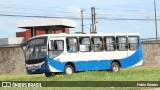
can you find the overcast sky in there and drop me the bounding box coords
[0,0,160,38]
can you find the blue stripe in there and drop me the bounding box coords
[45,44,143,72]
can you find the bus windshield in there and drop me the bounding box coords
[26,38,47,61]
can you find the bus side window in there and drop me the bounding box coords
[49,40,64,59]
[66,37,78,52]
[104,37,116,51]
[117,37,127,51]
[92,37,103,52]
[49,40,57,50]
[53,40,64,51]
[79,37,91,52]
[128,36,138,50]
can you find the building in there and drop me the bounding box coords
[16,18,77,42]
[0,18,77,47]
[16,28,70,42]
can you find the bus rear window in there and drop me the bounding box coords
[128,36,138,50]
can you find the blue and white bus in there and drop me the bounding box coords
[25,33,143,77]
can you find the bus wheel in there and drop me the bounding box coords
[64,65,74,75]
[45,72,55,77]
[111,62,120,72]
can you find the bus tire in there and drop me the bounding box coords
[64,65,74,75]
[45,72,55,77]
[111,62,120,72]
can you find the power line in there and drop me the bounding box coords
[1,3,156,12]
[1,7,159,18]
[2,9,159,18]
[0,4,160,19]
[0,8,82,15]
[0,14,64,18]
[0,13,86,19]
[0,3,159,15]
[0,13,160,21]
[0,4,84,15]
[97,18,160,21]
[0,3,66,10]
[97,7,158,12]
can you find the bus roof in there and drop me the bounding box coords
[29,33,140,40]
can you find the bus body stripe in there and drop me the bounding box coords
[45,45,143,72]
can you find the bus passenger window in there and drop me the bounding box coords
[79,37,91,52]
[92,37,103,52]
[66,38,78,52]
[49,40,64,59]
[128,36,138,50]
[117,37,127,51]
[104,37,115,51]
[53,40,64,51]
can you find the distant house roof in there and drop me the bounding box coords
[16,18,77,29]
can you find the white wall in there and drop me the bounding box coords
[0,38,25,47]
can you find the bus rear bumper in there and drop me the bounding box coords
[132,59,143,67]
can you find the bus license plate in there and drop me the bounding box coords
[32,70,36,72]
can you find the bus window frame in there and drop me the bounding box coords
[116,36,128,51]
[79,37,91,52]
[66,37,79,53]
[48,39,64,59]
[128,36,139,51]
[91,36,104,52]
[49,40,64,51]
[104,36,116,51]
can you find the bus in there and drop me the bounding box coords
[25,33,143,77]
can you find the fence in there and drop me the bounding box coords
[0,43,160,74]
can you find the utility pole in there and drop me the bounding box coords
[93,7,96,32]
[81,9,85,33]
[91,7,96,33]
[91,7,94,33]
[154,0,158,43]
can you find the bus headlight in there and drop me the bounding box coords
[41,62,47,67]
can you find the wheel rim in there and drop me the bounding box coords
[113,64,119,72]
[66,67,73,75]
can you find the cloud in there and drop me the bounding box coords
[138,9,150,19]
[5,20,16,26]
[66,6,85,18]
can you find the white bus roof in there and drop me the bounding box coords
[29,33,140,40]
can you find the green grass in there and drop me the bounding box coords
[0,66,160,90]
[0,66,160,81]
